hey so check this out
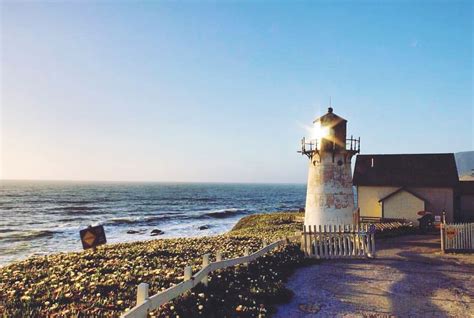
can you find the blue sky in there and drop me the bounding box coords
[1,1,472,183]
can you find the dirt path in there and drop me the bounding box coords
[275,235,474,318]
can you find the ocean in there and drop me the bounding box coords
[0,180,305,266]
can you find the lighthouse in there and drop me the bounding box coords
[299,107,360,227]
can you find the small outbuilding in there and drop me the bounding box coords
[353,153,459,223]
[457,180,474,222]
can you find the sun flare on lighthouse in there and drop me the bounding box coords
[311,123,329,140]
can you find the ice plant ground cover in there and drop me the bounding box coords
[0,212,305,317]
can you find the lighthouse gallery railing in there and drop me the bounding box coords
[298,137,360,157]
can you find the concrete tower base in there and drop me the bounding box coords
[304,152,355,227]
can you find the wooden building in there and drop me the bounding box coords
[353,154,459,223]
[457,180,474,222]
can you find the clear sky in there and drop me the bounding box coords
[1,1,472,183]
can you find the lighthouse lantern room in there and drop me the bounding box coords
[299,107,360,227]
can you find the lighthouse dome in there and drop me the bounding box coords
[313,108,348,152]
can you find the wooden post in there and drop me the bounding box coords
[354,224,359,256]
[348,224,352,257]
[308,225,313,257]
[371,225,376,258]
[184,266,192,281]
[136,282,149,306]
[311,225,317,258]
[337,224,344,256]
[313,225,319,259]
[343,225,348,257]
[216,251,222,262]
[323,225,328,258]
[244,247,250,266]
[202,254,210,286]
[302,225,307,256]
[454,224,457,250]
[318,225,324,259]
[362,224,368,256]
[440,222,445,253]
[471,223,474,249]
[328,225,334,258]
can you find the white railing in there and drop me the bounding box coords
[121,237,296,318]
[441,222,474,252]
[301,224,376,259]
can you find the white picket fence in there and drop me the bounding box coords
[121,237,295,318]
[441,222,474,252]
[301,224,376,259]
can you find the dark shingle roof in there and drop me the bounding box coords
[353,153,459,187]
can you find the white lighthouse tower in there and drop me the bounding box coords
[299,107,360,227]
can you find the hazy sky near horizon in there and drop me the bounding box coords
[1,1,472,183]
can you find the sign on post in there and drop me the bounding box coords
[446,228,456,240]
[80,225,107,250]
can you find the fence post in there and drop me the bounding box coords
[328,225,334,258]
[184,266,192,281]
[136,282,149,316]
[318,225,324,259]
[308,225,313,257]
[244,247,250,266]
[322,225,328,258]
[342,224,349,257]
[338,225,343,257]
[371,225,376,258]
[202,254,210,286]
[471,223,474,249]
[346,225,351,257]
[361,224,367,257]
[313,225,319,259]
[353,224,359,256]
[440,222,445,253]
[301,225,307,255]
[216,251,222,262]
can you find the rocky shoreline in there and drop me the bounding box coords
[0,211,305,317]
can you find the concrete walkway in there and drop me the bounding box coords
[275,235,474,318]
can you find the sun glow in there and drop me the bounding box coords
[312,123,329,140]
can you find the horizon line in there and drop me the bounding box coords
[0,178,306,185]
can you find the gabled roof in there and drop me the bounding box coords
[353,153,459,187]
[313,107,347,124]
[378,187,427,203]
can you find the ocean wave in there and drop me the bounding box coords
[200,209,247,219]
[49,206,102,212]
[0,228,17,233]
[54,200,102,204]
[0,230,56,242]
[106,214,178,226]
[107,217,138,225]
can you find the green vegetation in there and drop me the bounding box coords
[231,212,304,239]
[0,212,305,317]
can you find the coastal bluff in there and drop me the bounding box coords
[0,211,305,317]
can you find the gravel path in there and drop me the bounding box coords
[275,235,474,318]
